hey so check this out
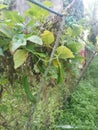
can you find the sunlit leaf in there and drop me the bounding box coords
[10,34,27,54]
[13,49,28,69]
[0,4,7,9]
[66,27,73,36]
[56,45,74,59]
[41,30,54,46]
[27,35,43,45]
[53,59,60,68]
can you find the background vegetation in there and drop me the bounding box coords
[56,56,98,130]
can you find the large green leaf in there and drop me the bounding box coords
[10,34,27,54]
[22,76,36,103]
[27,35,43,45]
[0,24,14,38]
[66,24,82,37]
[56,45,75,59]
[67,42,83,53]
[13,49,28,69]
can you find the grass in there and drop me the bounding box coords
[55,55,98,130]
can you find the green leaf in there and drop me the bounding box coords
[2,11,24,25]
[66,27,73,36]
[26,44,35,52]
[53,59,60,68]
[10,34,27,54]
[67,42,83,53]
[41,30,54,46]
[57,64,64,84]
[72,24,83,37]
[26,1,49,20]
[27,35,43,45]
[0,36,10,50]
[56,45,75,59]
[0,24,14,38]
[0,48,4,56]
[26,44,46,58]
[0,4,7,9]
[34,52,46,58]
[37,63,45,73]
[13,49,28,69]
[22,76,36,103]
[66,24,82,37]
[72,55,85,63]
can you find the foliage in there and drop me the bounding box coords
[0,0,97,130]
[64,0,84,25]
[0,1,85,81]
[55,56,98,129]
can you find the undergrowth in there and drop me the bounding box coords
[55,55,98,130]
